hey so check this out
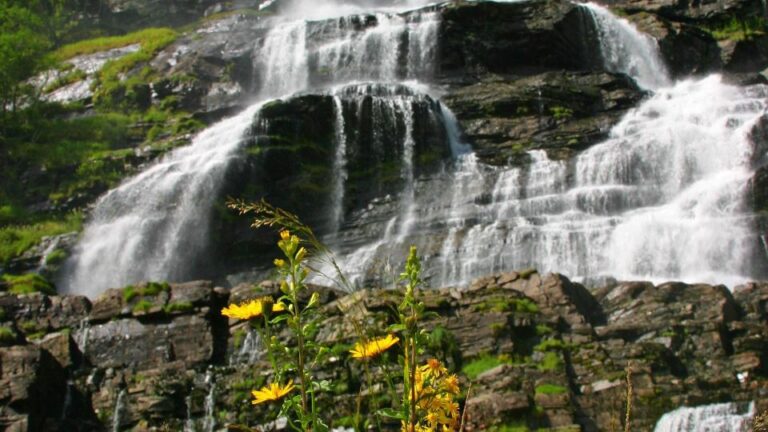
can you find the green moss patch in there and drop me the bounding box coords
[2,273,55,295]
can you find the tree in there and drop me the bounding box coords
[0,2,51,116]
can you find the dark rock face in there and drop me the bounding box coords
[443,72,644,165]
[1,275,766,431]
[438,0,603,77]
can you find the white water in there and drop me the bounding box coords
[202,371,216,432]
[582,2,671,90]
[330,95,349,233]
[112,389,127,432]
[230,329,263,365]
[654,401,755,432]
[256,10,439,97]
[60,103,265,296]
[328,6,767,288]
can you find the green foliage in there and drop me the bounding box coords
[43,68,86,93]
[538,351,563,372]
[535,338,570,352]
[0,307,6,321]
[0,326,16,343]
[536,324,554,336]
[535,384,567,395]
[489,422,529,432]
[44,248,67,265]
[709,16,765,41]
[549,106,574,120]
[74,28,178,110]
[0,213,82,263]
[462,354,512,379]
[123,282,169,302]
[0,3,52,113]
[2,273,55,295]
[163,302,194,314]
[513,298,539,313]
[132,300,154,314]
[53,28,177,61]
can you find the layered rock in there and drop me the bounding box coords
[1,274,766,431]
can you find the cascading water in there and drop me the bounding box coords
[112,389,127,432]
[654,401,755,432]
[60,103,266,297]
[256,9,439,97]
[61,0,767,298]
[581,2,671,90]
[330,95,349,234]
[327,3,767,288]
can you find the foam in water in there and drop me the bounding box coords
[654,401,755,432]
[256,10,439,97]
[581,2,671,90]
[334,76,766,288]
[60,103,265,296]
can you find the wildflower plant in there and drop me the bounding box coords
[224,200,464,431]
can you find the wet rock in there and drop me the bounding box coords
[84,314,214,370]
[443,72,644,165]
[0,345,67,431]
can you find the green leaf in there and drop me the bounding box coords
[387,323,407,333]
[376,408,406,420]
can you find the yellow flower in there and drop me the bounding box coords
[221,297,286,320]
[274,258,286,268]
[280,230,290,240]
[350,334,399,359]
[420,358,447,378]
[443,374,460,395]
[251,380,294,405]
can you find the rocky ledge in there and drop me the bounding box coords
[0,272,766,431]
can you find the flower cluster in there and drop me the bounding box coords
[403,359,461,432]
[221,297,286,320]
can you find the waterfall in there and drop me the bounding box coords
[112,389,127,432]
[60,103,265,297]
[330,95,349,233]
[581,2,671,90]
[337,76,767,289]
[256,10,439,97]
[202,371,217,432]
[654,401,755,432]
[76,318,90,354]
[229,329,263,365]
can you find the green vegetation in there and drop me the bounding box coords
[163,301,194,314]
[708,16,765,41]
[132,300,154,314]
[462,353,512,379]
[44,248,67,265]
[0,213,82,263]
[124,282,170,302]
[550,106,574,120]
[0,3,52,114]
[535,384,567,395]
[43,68,86,93]
[535,338,571,352]
[2,273,55,295]
[52,28,177,61]
[538,351,563,372]
[489,421,529,432]
[0,326,16,343]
